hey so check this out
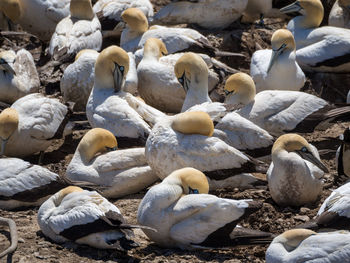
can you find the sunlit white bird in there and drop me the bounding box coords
[119,8,240,57]
[0,0,70,41]
[145,111,268,189]
[66,128,158,198]
[280,0,350,72]
[38,186,142,250]
[0,49,40,104]
[266,229,350,263]
[152,0,248,29]
[250,29,305,92]
[61,49,138,111]
[0,95,70,158]
[329,0,350,29]
[224,72,350,136]
[138,167,272,249]
[93,0,153,32]
[267,133,328,206]
[86,45,165,145]
[49,0,102,58]
[137,39,223,113]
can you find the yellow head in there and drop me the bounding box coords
[94,45,129,91]
[121,8,148,33]
[143,38,168,60]
[276,229,316,251]
[168,167,209,195]
[0,0,20,22]
[55,186,84,206]
[271,29,296,52]
[70,0,94,20]
[272,134,328,172]
[74,49,98,61]
[280,0,324,28]
[77,128,118,163]
[0,108,18,140]
[172,111,214,137]
[224,73,256,105]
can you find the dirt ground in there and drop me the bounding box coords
[1,0,348,262]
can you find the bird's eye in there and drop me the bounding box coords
[178,76,184,85]
[224,90,234,96]
[189,187,199,194]
[301,146,308,152]
[119,66,124,73]
[106,146,117,151]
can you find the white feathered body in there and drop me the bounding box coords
[0,49,40,104]
[152,0,248,29]
[5,93,68,157]
[0,158,61,209]
[250,49,305,92]
[49,15,102,56]
[66,147,158,198]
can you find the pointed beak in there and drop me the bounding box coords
[280,1,302,14]
[267,50,280,73]
[296,150,329,173]
[113,66,124,93]
[0,60,16,75]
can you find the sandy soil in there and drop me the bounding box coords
[1,0,348,262]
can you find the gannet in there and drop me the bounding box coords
[329,0,350,29]
[250,29,305,92]
[137,39,223,113]
[49,0,102,58]
[0,49,40,104]
[266,229,350,263]
[0,0,70,41]
[267,133,328,206]
[145,111,268,189]
[242,0,272,24]
[337,127,350,177]
[152,0,248,29]
[93,0,153,32]
[86,45,165,145]
[66,128,158,198]
[0,94,70,157]
[120,8,240,57]
[224,72,350,136]
[280,0,350,73]
[138,167,272,249]
[38,186,141,250]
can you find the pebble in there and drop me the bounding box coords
[300,207,310,214]
[293,215,310,222]
[18,238,25,243]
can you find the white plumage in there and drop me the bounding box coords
[0,157,62,210]
[266,229,350,263]
[0,0,70,41]
[329,0,350,29]
[5,93,68,157]
[0,49,40,104]
[152,0,248,29]
[49,0,102,57]
[38,186,138,250]
[66,128,158,198]
[138,167,263,249]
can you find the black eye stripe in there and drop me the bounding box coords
[273,43,287,52]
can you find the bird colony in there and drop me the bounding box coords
[1,0,350,262]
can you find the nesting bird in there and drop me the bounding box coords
[152,0,248,29]
[250,29,305,92]
[138,167,271,249]
[0,0,70,41]
[267,134,327,206]
[86,45,165,145]
[0,94,70,158]
[49,0,102,58]
[329,0,350,29]
[242,0,272,24]
[280,0,350,72]
[224,72,350,136]
[337,127,350,177]
[38,186,141,250]
[145,111,267,189]
[266,229,350,262]
[0,49,40,104]
[66,128,158,198]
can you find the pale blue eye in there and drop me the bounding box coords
[119,66,124,73]
[301,146,307,152]
[178,77,184,85]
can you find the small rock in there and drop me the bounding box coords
[34,252,46,259]
[294,215,310,222]
[18,238,25,243]
[300,207,310,214]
